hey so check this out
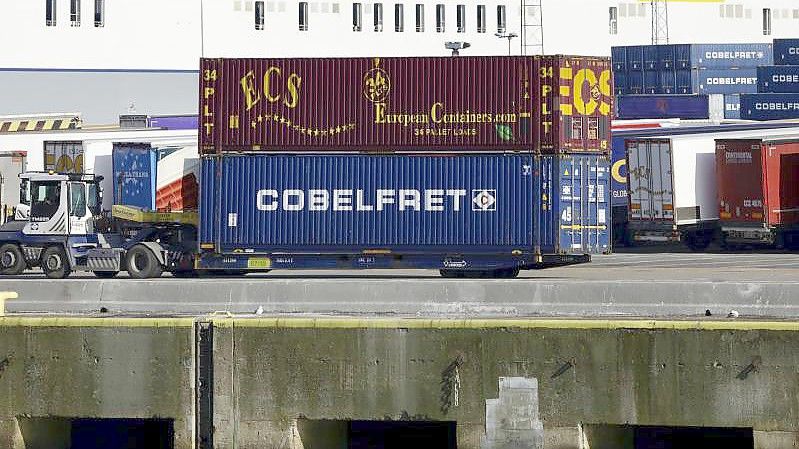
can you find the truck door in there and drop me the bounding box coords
[25,180,67,235]
[67,181,93,235]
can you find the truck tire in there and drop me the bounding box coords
[0,243,26,275]
[683,232,711,252]
[41,246,71,279]
[126,245,163,279]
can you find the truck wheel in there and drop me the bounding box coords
[126,245,163,279]
[41,246,71,279]
[683,232,711,252]
[93,271,119,279]
[0,243,26,275]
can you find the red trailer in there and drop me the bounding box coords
[715,137,799,248]
[199,55,611,154]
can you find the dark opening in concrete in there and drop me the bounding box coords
[583,423,753,449]
[17,416,174,449]
[296,419,457,449]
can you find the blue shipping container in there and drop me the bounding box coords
[628,71,644,94]
[610,136,628,207]
[724,94,741,119]
[627,46,644,71]
[616,95,709,120]
[774,39,799,66]
[613,70,628,96]
[757,66,799,93]
[644,71,659,94]
[689,43,773,69]
[612,47,627,72]
[644,46,659,71]
[658,45,677,70]
[739,93,799,120]
[674,44,692,70]
[691,68,759,94]
[147,115,199,130]
[111,143,157,210]
[199,154,609,256]
[660,70,677,94]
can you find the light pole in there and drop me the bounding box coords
[445,41,471,56]
[495,32,518,56]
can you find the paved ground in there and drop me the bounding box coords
[3,251,799,317]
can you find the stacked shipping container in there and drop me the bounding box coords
[740,39,799,121]
[613,43,773,120]
[197,55,612,274]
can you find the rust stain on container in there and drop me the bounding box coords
[199,56,611,154]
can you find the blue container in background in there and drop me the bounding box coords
[628,71,644,94]
[610,136,628,208]
[676,69,693,94]
[534,154,610,255]
[660,70,677,94]
[627,46,644,71]
[674,44,692,69]
[613,70,628,96]
[739,93,799,120]
[724,94,741,119]
[612,47,627,72]
[658,45,677,70]
[199,154,610,256]
[616,95,709,120]
[757,66,799,93]
[691,68,759,94]
[147,115,199,130]
[644,71,659,94]
[112,143,157,210]
[644,46,659,71]
[773,39,799,66]
[689,43,773,69]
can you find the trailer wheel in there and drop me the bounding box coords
[41,246,71,279]
[93,271,119,279]
[0,243,26,275]
[126,245,163,279]
[683,232,711,252]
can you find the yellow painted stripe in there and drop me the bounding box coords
[25,121,38,131]
[43,119,55,130]
[7,121,21,132]
[559,67,573,80]
[59,119,72,129]
[216,317,799,332]
[559,86,570,97]
[559,104,573,116]
[0,317,195,328]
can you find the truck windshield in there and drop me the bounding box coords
[30,181,61,222]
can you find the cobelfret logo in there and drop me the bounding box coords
[704,51,764,59]
[254,188,497,212]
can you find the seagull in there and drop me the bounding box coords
[727,310,740,318]
[255,306,264,315]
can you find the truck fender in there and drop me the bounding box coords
[135,242,167,267]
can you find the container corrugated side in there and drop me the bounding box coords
[691,68,759,95]
[627,46,644,71]
[724,94,741,119]
[689,43,773,69]
[757,66,799,93]
[111,143,157,210]
[535,153,610,254]
[200,154,536,253]
[739,93,799,120]
[773,39,799,66]
[616,95,709,120]
[611,47,627,72]
[644,71,659,94]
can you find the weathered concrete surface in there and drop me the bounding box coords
[214,318,799,449]
[0,317,195,449]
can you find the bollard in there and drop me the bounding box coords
[0,292,18,317]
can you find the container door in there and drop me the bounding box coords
[716,140,764,224]
[557,155,610,254]
[767,145,799,226]
[627,140,674,222]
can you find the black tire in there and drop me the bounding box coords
[0,243,26,275]
[41,246,71,279]
[125,245,163,279]
[93,271,119,279]
[683,232,711,252]
[172,269,199,278]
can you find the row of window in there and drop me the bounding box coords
[46,0,105,27]
[608,6,783,35]
[254,2,507,34]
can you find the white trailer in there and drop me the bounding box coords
[625,124,799,250]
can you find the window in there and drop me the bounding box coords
[436,4,445,33]
[69,182,87,218]
[46,0,56,26]
[353,3,362,31]
[477,5,486,33]
[71,0,81,26]
[415,4,424,32]
[30,181,61,222]
[94,0,104,27]
[255,1,265,29]
[609,6,617,34]
[299,2,308,31]
[763,8,771,35]
[87,182,100,215]
[456,4,465,33]
[394,4,404,32]
[44,141,84,174]
[374,3,383,31]
[497,5,506,34]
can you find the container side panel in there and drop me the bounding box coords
[111,143,156,210]
[610,136,628,207]
[213,154,535,252]
[689,43,773,69]
[199,157,218,245]
[773,39,799,66]
[764,142,799,226]
[757,66,799,94]
[616,95,709,120]
[739,93,799,120]
[715,139,765,224]
[724,94,741,119]
[691,68,758,95]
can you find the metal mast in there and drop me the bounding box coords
[521,0,544,55]
[651,0,669,45]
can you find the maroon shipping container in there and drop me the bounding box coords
[199,55,611,154]
[716,138,799,245]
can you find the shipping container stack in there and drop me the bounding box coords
[612,43,773,120]
[740,39,799,121]
[196,55,613,274]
